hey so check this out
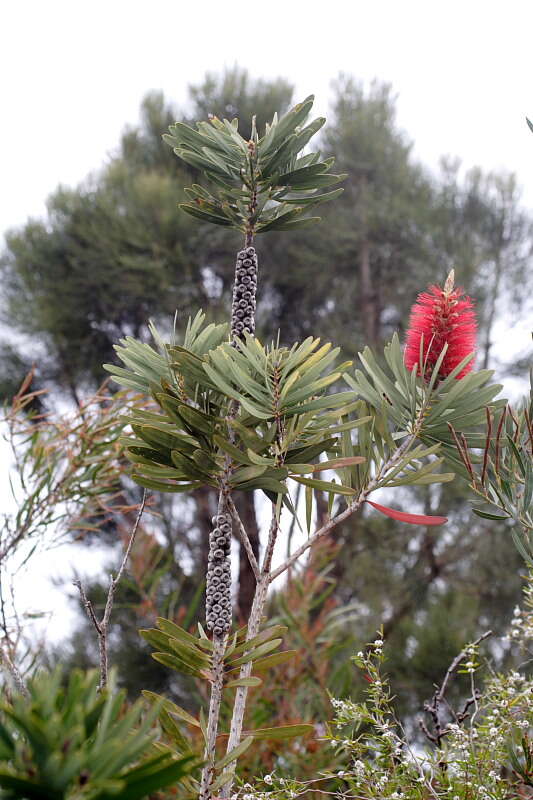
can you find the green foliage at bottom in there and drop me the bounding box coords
[0,669,197,800]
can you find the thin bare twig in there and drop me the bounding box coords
[419,630,492,748]
[74,490,147,690]
[0,645,29,697]
[226,495,260,581]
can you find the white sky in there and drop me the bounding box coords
[2,0,533,238]
[1,0,533,644]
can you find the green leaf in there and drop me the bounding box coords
[156,618,208,650]
[215,735,254,770]
[203,365,271,419]
[472,508,511,521]
[117,755,198,799]
[291,476,356,496]
[230,465,269,485]
[151,652,202,677]
[265,216,321,232]
[213,435,255,465]
[245,724,314,740]
[310,456,366,472]
[252,650,298,671]
[142,690,201,729]
[225,676,263,688]
[229,625,288,656]
[229,639,283,668]
[238,477,288,495]
[132,475,201,493]
[210,770,234,793]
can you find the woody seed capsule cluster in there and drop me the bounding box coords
[206,513,232,636]
[231,246,257,341]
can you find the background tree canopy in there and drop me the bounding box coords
[1,66,531,729]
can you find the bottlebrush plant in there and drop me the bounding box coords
[102,96,505,799]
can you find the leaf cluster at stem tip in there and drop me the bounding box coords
[163,95,346,235]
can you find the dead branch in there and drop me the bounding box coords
[419,629,492,748]
[74,490,147,690]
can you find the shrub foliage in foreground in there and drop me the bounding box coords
[0,670,197,799]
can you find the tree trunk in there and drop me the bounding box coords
[359,238,379,346]
[193,486,217,579]
[235,492,260,621]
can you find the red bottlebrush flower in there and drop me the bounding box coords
[404,270,477,380]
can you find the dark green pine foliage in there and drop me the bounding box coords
[0,669,197,798]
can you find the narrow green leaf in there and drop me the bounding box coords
[245,724,313,740]
[472,508,511,521]
[225,676,263,689]
[215,736,254,770]
[253,650,298,671]
[291,476,356,496]
[142,690,201,729]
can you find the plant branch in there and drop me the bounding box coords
[199,633,228,800]
[420,629,492,748]
[0,644,29,697]
[74,490,147,690]
[220,506,279,797]
[270,429,418,582]
[226,496,260,581]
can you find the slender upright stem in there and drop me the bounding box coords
[202,179,259,794]
[199,633,228,800]
[226,496,260,580]
[220,510,279,797]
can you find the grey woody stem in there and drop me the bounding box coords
[199,632,228,800]
[74,491,146,690]
[226,495,260,580]
[220,509,279,797]
[202,220,259,798]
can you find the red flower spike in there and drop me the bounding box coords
[367,500,448,526]
[404,270,477,380]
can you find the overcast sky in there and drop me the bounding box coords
[1,0,532,641]
[2,0,533,240]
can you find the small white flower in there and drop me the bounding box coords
[263,774,273,785]
[353,759,365,777]
[337,770,345,777]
